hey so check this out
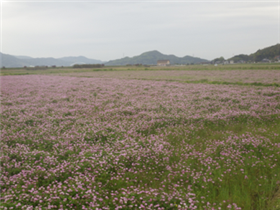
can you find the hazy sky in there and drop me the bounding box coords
[1,1,279,61]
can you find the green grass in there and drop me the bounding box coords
[184,80,280,87]
[1,63,280,76]
[162,115,280,209]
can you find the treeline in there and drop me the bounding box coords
[126,64,150,67]
[212,57,225,63]
[25,66,50,70]
[230,54,250,62]
[73,64,104,68]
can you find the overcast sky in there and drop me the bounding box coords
[1,1,279,61]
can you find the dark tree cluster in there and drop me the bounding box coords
[73,64,104,68]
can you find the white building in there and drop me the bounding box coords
[157,60,170,66]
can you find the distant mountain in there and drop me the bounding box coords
[0,53,105,68]
[14,55,34,59]
[2,43,278,68]
[227,43,280,62]
[105,50,209,66]
[0,52,30,68]
[59,56,104,65]
[21,57,71,67]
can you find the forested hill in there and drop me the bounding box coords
[105,50,209,66]
[0,53,30,68]
[250,43,280,61]
[228,43,280,62]
[0,53,104,68]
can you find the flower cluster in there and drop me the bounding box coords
[64,69,280,84]
[1,75,280,209]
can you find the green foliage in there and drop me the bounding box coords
[25,119,35,126]
[73,64,104,68]
[2,102,13,106]
[230,54,251,62]
[251,44,280,62]
[228,44,280,62]
[212,56,225,63]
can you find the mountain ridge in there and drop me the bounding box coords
[105,50,209,65]
[0,53,105,68]
[59,56,103,64]
[226,43,280,62]
[1,53,31,68]
[1,43,279,68]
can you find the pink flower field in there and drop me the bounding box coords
[1,75,280,209]
[62,69,280,84]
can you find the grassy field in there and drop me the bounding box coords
[1,64,280,209]
[1,63,280,75]
[2,64,280,86]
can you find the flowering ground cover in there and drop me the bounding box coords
[60,69,280,86]
[1,64,280,86]
[1,75,280,209]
